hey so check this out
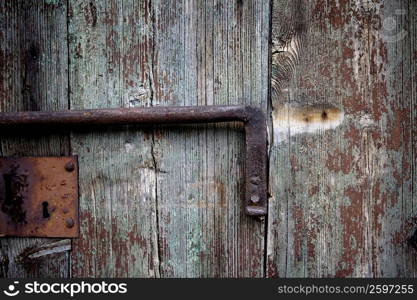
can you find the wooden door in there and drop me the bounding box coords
[0,0,416,278]
[0,0,269,277]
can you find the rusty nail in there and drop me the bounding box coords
[65,162,75,172]
[62,207,69,214]
[250,195,260,203]
[65,217,74,228]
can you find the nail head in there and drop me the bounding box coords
[65,218,74,228]
[65,162,75,172]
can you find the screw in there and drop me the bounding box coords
[64,162,75,172]
[250,195,260,203]
[65,217,74,228]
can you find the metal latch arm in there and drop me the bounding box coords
[0,105,267,216]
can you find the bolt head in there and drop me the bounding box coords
[64,162,75,172]
[65,217,74,228]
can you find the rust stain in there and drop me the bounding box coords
[290,155,298,171]
[111,220,130,275]
[70,210,95,276]
[312,0,351,30]
[340,61,356,90]
[343,124,360,148]
[325,150,353,175]
[128,223,148,249]
[319,63,331,78]
[343,45,354,59]
[387,109,409,151]
[216,180,226,209]
[336,185,365,277]
[267,258,279,278]
[306,214,319,259]
[122,40,152,87]
[370,82,388,122]
[343,93,367,115]
[106,29,121,64]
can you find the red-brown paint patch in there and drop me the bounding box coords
[326,150,353,175]
[292,205,304,261]
[309,186,319,197]
[387,109,409,151]
[267,258,279,278]
[336,185,365,277]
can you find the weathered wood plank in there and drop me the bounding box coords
[69,0,269,277]
[0,0,70,277]
[69,0,160,277]
[268,0,417,277]
[151,0,269,277]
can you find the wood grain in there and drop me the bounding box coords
[68,0,270,278]
[68,0,160,277]
[268,0,417,277]
[1,0,270,278]
[4,0,412,279]
[151,0,269,277]
[0,0,70,277]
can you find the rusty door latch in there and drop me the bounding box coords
[0,105,268,238]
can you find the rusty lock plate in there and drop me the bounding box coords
[0,156,79,238]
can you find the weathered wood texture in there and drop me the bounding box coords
[0,0,269,278]
[150,0,269,278]
[268,0,417,277]
[4,0,415,279]
[0,0,70,277]
[68,0,160,277]
[68,0,269,277]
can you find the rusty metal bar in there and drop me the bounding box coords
[0,105,268,216]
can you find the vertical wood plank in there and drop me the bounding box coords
[0,0,70,277]
[69,0,160,277]
[268,0,417,277]
[151,0,269,277]
[69,0,270,278]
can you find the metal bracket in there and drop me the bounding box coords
[0,105,267,237]
[0,156,79,237]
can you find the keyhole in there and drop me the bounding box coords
[42,201,50,218]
